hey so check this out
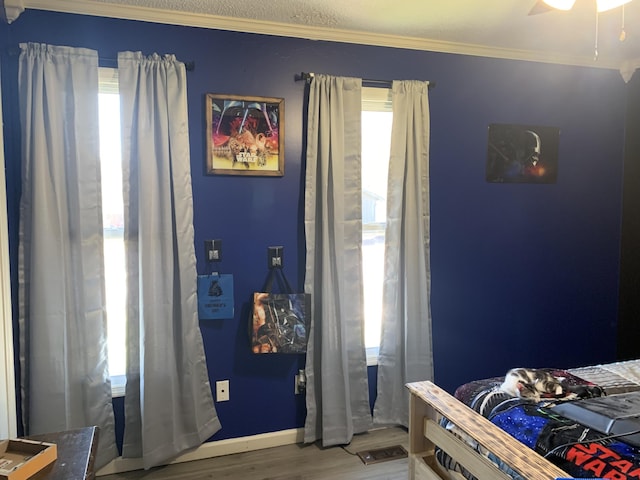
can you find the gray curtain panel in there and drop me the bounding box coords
[17,43,118,468]
[374,80,433,427]
[117,51,221,469]
[303,74,373,446]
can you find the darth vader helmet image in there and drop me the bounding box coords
[524,130,541,167]
[486,123,559,184]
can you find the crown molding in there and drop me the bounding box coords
[620,57,640,82]
[21,0,627,72]
[3,0,25,23]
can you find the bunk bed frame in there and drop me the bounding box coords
[406,381,570,480]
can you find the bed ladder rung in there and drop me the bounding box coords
[424,419,511,480]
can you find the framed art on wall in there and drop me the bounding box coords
[486,123,560,184]
[206,93,284,176]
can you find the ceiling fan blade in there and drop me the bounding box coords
[528,0,554,15]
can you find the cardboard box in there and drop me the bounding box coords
[0,439,57,480]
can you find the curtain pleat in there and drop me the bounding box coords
[304,74,372,446]
[17,42,117,468]
[118,51,221,469]
[373,80,433,427]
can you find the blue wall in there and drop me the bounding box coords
[0,9,627,443]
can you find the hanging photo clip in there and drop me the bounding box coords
[268,245,283,269]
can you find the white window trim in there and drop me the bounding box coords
[366,347,380,367]
[111,374,126,398]
[362,86,392,111]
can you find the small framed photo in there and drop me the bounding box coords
[206,93,284,176]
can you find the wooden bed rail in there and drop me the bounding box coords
[406,381,570,480]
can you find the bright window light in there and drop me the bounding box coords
[98,67,126,397]
[362,87,392,366]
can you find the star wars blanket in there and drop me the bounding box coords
[438,370,640,480]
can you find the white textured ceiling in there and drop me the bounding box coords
[24,0,640,73]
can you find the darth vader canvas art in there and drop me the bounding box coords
[486,123,560,183]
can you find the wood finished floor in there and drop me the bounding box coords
[99,426,408,480]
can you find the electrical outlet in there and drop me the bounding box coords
[216,380,230,402]
[295,369,306,395]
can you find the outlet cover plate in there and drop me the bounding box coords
[216,380,229,402]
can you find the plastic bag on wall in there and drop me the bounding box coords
[197,273,234,320]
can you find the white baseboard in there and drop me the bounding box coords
[96,428,305,476]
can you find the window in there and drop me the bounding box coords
[99,81,393,375]
[98,68,126,396]
[361,87,393,366]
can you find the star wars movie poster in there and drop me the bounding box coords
[206,93,284,176]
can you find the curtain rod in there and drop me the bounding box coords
[99,58,195,71]
[295,72,435,89]
[6,47,195,71]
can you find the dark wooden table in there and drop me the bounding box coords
[26,426,99,480]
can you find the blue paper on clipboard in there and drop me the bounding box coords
[197,273,234,319]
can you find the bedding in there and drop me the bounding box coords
[440,360,640,479]
[568,359,640,394]
[407,381,569,480]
